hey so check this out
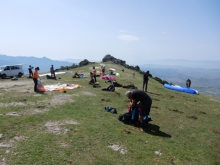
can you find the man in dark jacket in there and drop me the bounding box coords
[186,79,191,88]
[143,71,149,92]
[50,65,56,79]
[28,65,33,77]
[125,90,152,128]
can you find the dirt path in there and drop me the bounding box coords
[0,78,33,88]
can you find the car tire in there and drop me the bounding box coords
[2,74,6,79]
[18,72,23,77]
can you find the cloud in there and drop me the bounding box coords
[118,35,139,41]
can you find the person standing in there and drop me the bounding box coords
[143,71,149,92]
[28,65,33,77]
[50,65,56,79]
[92,66,97,82]
[33,67,40,92]
[102,66,105,75]
[186,79,191,88]
[125,90,152,128]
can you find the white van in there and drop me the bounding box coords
[0,64,24,79]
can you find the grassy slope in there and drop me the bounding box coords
[0,62,220,165]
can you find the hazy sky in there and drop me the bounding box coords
[0,0,219,65]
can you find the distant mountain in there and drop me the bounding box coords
[60,58,82,64]
[141,59,220,69]
[0,54,75,73]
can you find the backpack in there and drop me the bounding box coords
[107,84,115,91]
[102,84,115,91]
[112,81,122,87]
[93,83,101,88]
[118,112,132,124]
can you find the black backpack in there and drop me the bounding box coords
[118,112,131,124]
[107,84,115,91]
[102,84,115,92]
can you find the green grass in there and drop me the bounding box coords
[0,62,220,165]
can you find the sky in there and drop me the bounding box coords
[0,0,220,65]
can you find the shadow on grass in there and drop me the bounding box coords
[144,123,172,138]
[36,90,45,94]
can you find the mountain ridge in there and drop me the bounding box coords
[0,54,80,73]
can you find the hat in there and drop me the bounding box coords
[125,91,131,97]
[36,67,40,70]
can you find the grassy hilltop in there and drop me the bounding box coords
[0,62,220,165]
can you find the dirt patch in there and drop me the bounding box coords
[152,98,160,101]
[21,107,49,115]
[152,106,159,109]
[122,130,131,134]
[0,79,32,88]
[81,91,96,96]
[5,112,20,116]
[44,94,76,107]
[59,141,70,148]
[0,135,26,155]
[0,102,27,108]
[211,130,220,134]
[107,144,127,154]
[169,109,184,114]
[187,116,197,120]
[101,98,111,102]
[199,111,207,114]
[45,120,78,135]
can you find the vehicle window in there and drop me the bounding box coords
[10,66,15,70]
[4,66,10,70]
[14,66,20,69]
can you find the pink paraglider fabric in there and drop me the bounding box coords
[100,75,116,81]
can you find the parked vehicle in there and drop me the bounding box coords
[0,64,24,79]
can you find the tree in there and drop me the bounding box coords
[102,54,114,62]
[79,59,89,66]
[134,65,140,71]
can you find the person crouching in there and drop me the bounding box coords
[125,90,152,128]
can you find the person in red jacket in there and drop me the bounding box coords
[33,67,40,92]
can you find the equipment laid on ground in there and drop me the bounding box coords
[164,83,199,94]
